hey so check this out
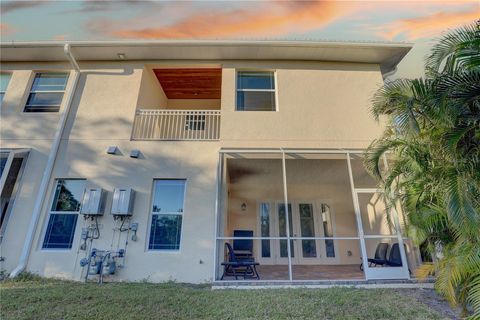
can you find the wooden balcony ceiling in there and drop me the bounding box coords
[154,68,222,99]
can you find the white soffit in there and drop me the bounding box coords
[0,40,413,74]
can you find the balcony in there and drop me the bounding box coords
[131,109,221,141]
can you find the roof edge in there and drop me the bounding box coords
[0,39,414,49]
[0,40,413,75]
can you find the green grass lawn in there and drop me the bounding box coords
[1,276,449,320]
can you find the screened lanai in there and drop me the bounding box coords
[213,149,422,282]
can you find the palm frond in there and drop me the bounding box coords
[427,21,480,74]
[370,22,480,317]
[467,275,480,318]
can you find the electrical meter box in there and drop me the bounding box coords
[111,188,135,216]
[80,188,106,216]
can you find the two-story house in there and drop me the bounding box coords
[0,40,421,284]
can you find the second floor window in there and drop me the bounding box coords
[0,73,12,105]
[24,73,69,112]
[236,71,276,111]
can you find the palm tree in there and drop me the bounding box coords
[364,21,480,317]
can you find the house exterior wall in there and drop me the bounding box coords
[1,57,396,283]
[136,66,168,110]
[0,63,76,273]
[220,61,384,148]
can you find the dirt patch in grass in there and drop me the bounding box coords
[396,288,461,320]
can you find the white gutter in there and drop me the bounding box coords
[64,43,80,71]
[382,66,398,81]
[9,44,81,278]
[0,39,414,48]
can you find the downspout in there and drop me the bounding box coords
[382,66,397,81]
[10,44,81,277]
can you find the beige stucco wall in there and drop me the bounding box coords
[220,61,384,149]
[0,63,77,272]
[1,58,410,282]
[27,140,218,283]
[136,66,167,109]
[17,62,218,283]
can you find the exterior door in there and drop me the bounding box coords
[257,202,275,264]
[257,200,338,265]
[275,201,332,264]
[294,202,319,264]
[276,203,297,264]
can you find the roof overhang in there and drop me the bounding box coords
[0,40,413,75]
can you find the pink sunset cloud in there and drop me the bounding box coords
[378,7,479,40]
[0,23,17,36]
[89,1,352,39]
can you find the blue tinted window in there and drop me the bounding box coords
[236,71,276,111]
[51,179,85,212]
[236,91,275,111]
[24,73,68,112]
[148,215,182,250]
[149,179,186,250]
[31,73,68,91]
[26,92,64,106]
[151,180,186,213]
[237,72,274,90]
[43,179,84,250]
[42,214,78,249]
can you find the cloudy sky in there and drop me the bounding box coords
[0,0,478,78]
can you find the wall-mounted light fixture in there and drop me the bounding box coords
[117,53,126,60]
[241,202,247,211]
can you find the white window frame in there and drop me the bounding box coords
[0,148,29,242]
[235,70,277,111]
[24,72,69,113]
[41,178,85,251]
[147,179,187,252]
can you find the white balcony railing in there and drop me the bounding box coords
[131,109,221,141]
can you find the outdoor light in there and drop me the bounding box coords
[241,203,247,211]
[117,53,126,60]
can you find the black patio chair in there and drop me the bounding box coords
[221,242,260,280]
[360,242,389,270]
[386,243,405,266]
[233,230,254,260]
[386,243,413,274]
